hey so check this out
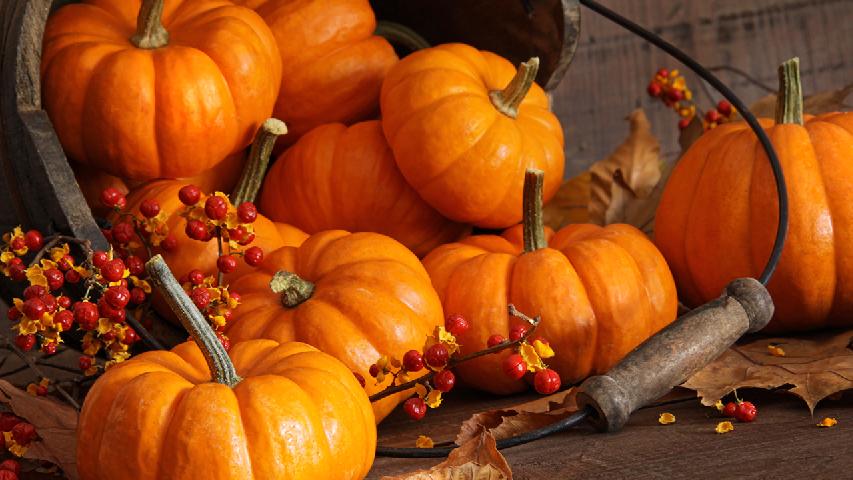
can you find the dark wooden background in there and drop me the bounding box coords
[556,0,853,176]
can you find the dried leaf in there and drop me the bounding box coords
[747,83,853,118]
[381,430,512,480]
[677,115,704,153]
[542,171,591,230]
[456,389,576,445]
[0,380,78,480]
[681,329,853,413]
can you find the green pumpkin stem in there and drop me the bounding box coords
[490,57,540,119]
[523,168,547,253]
[375,21,431,51]
[145,255,241,387]
[270,271,315,308]
[131,0,169,49]
[775,57,803,125]
[231,119,288,205]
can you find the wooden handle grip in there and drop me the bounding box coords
[576,278,773,432]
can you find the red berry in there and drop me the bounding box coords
[79,356,93,371]
[41,342,57,355]
[656,68,669,78]
[509,324,529,342]
[74,302,99,330]
[187,270,205,285]
[403,397,427,421]
[220,308,233,324]
[217,255,238,274]
[204,195,228,220]
[139,198,161,218]
[41,294,57,313]
[229,291,241,304]
[237,231,256,246]
[705,109,722,123]
[57,295,72,309]
[35,385,48,396]
[92,251,109,268]
[6,307,21,321]
[243,246,263,266]
[14,334,35,352]
[104,286,131,309]
[23,230,43,251]
[237,202,258,224]
[130,287,146,305]
[647,81,662,97]
[444,313,469,336]
[666,88,684,102]
[0,413,21,431]
[22,298,46,320]
[122,328,139,345]
[533,368,561,394]
[23,285,46,299]
[178,185,202,206]
[45,268,64,291]
[353,371,366,388]
[185,219,210,241]
[101,258,126,282]
[64,269,81,284]
[161,234,178,251]
[8,260,26,281]
[424,343,450,368]
[502,353,527,380]
[125,255,145,276]
[111,222,135,244]
[98,298,126,323]
[10,236,25,252]
[10,422,36,445]
[191,287,211,310]
[734,401,757,423]
[54,310,74,331]
[368,364,381,378]
[717,99,733,116]
[228,226,248,243]
[433,369,456,392]
[216,332,231,352]
[678,117,692,130]
[402,350,424,372]
[101,331,116,342]
[100,187,126,209]
[0,459,20,475]
[57,254,75,271]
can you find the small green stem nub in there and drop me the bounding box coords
[130,0,169,49]
[270,271,315,308]
[375,20,431,52]
[490,57,540,118]
[775,57,803,125]
[145,255,241,387]
[231,119,288,205]
[523,169,547,253]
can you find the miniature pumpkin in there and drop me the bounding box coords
[76,255,376,480]
[422,169,677,394]
[232,0,398,148]
[380,43,565,228]
[42,0,282,180]
[259,120,469,256]
[655,58,853,332]
[225,230,444,421]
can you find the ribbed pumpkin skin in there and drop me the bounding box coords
[226,231,444,420]
[77,340,375,480]
[41,0,282,180]
[260,121,468,256]
[233,0,398,146]
[655,112,853,333]
[423,223,677,394]
[380,43,565,228]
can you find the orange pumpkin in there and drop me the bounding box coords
[380,43,565,228]
[42,0,282,180]
[77,255,375,480]
[259,120,469,256]
[422,170,677,394]
[655,58,853,333]
[232,0,398,148]
[225,230,444,421]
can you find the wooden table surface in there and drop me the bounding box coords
[369,387,852,479]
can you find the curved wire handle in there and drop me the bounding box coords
[376,0,789,458]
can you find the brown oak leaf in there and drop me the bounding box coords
[381,430,512,480]
[0,379,79,480]
[542,171,591,229]
[746,82,853,118]
[681,329,853,413]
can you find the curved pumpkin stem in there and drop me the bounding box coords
[375,21,431,52]
[775,57,803,125]
[146,255,241,387]
[231,119,288,205]
[270,271,315,308]
[523,169,547,253]
[490,57,540,119]
[131,0,169,49]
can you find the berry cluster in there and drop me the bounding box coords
[178,269,240,351]
[1,412,35,461]
[102,188,175,254]
[647,68,736,130]
[720,398,757,423]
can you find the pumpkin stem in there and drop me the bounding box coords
[523,168,547,252]
[490,57,540,119]
[145,255,241,387]
[130,0,169,49]
[375,21,431,52]
[270,271,315,308]
[231,119,288,205]
[775,57,803,125]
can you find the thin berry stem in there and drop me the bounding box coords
[216,227,224,287]
[1,335,81,410]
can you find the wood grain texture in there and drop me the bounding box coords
[556,0,853,176]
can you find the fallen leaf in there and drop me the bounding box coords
[0,379,78,480]
[456,389,576,445]
[382,430,512,480]
[681,329,853,413]
[542,171,591,230]
[746,83,853,118]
